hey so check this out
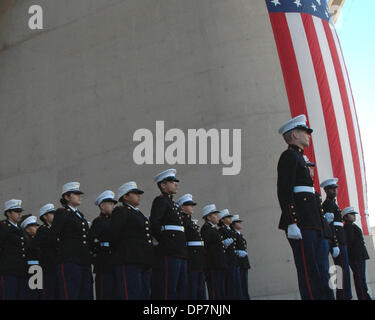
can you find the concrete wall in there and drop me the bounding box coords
[0,0,373,299]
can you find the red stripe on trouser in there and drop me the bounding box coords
[1,276,5,300]
[164,256,169,300]
[61,264,69,300]
[121,266,128,300]
[355,262,366,299]
[210,271,216,300]
[323,21,369,235]
[268,12,321,190]
[300,240,314,300]
[301,14,350,209]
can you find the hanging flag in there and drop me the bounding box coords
[265,0,369,234]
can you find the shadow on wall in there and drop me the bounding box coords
[0,0,16,51]
[0,0,15,17]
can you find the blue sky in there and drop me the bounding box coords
[336,0,375,227]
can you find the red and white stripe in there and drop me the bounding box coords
[268,12,369,234]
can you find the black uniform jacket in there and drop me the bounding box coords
[232,230,250,270]
[150,193,187,259]
[0,220,29,276]
[88,213,114,273]
[34,224,58,274]
[200,222,227,271]
[181,213,205,272]
[49,206,91,265]
[218,225,238,266]
[322,198,346,247]
[110,204,154,267]
[344,221,369,261]
[25,234,41,266]
[277,144,323,231]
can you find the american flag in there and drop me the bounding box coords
[265,0,369,234]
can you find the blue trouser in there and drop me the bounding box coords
[316,237,335,300]
[114,265,151,300]
[0,275,28,300]
[287,229,324,300]
[153,256,188,300]
[205,269,226,300]
[57,263,93,300]
[188,270,206,300]
[41,272,59,300]
[240,269,250,300]
[95,271,117,300]
[225,264,242,300]
[332,245,352,300]
[349,260,371,300]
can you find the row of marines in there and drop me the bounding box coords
[277,114,371,300]
[0,169,250,300]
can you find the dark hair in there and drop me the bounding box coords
[40,215,47,224]
[59,192,72,206]
[119,195,127,206]
[157,181,165,192]
[217,220,225,227]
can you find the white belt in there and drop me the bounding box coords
[333,222,343,227]
[161,225,185,232]
[100,242,110,247]
[187,241,204,246]
[27,260,39,265]
[293,186,315,194]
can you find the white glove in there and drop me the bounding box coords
[222,238,234,248]
[324,212,334,224]
[287,224,302,240]
[332,246,340,258]
[235,250,248,258]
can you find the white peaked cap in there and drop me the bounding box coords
[4,199,23,212]
[320,178,339,189]
[278,114,313,135]
[40,203,55,218]
[232,214,242,223]
[95,190,117,206]
[177,194,196,207]
[21,216,38,229]
[62,182,83,195]
[218,209,233,220]
[154,169,179,183]
[342,206,358,217]
[202,204,219,218]
[117,181,144,200]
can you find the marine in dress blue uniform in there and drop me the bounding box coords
[177,194,206,300]
[218,209,242,300]
[150,169,188,300]
[20,215,42,300]
[0,199,28,300]
[277,115,325,300]
[50,182,93,300]
[110,182,153,300]
[200,204,227,300]
[342,207,371,300]
[231,215,251,300]
[321,178,352,300]
[34,203,59,300]
[89,190,117,300]
[305,157,336,300]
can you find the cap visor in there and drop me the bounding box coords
[128,189,144,195]
[182,201,197,206]
[101,198,118,204]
